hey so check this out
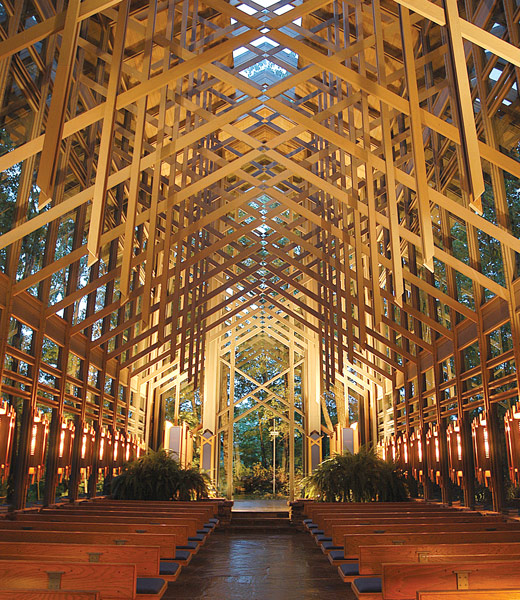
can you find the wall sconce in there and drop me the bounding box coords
[505,402,520,485]
[0,401,15,482]
[79,423,96,479]
[447,420,464,486]
[57,419,75,482]
[426,423,442,485]
[98,427,113,475]
[409,429,425,482]
[112,430,125,475]
[28,410,50,483]
[472,412,492,488]
[396,433,409,470]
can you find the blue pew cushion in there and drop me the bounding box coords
[316,535,332,542]
[328,549,346,561]
[208,518,219,524]
[189,535,205,542]
[178,542,199,550]
[322,542,343,551]
[159,561,180,576]
[307,524,318,529]
[354,577,382,594]
[311,529,324,536]
[204,523,216,529]
[303,519,313,524]
[339,562,359,577]
[136,577,166,594]
[174,550,191,561]
[197,529,211,534]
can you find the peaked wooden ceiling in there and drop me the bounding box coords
[1,0,520,398]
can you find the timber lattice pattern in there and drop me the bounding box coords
[1,0,520,508]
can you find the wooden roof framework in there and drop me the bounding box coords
[0,0,520,508]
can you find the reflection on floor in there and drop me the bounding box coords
[165,530,355,600]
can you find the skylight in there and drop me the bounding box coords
[239,59,290,83]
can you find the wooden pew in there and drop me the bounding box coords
[0,542,160,576]
[317,515,502,542]
[319,516,502,541]
[32,510,210,540]
[0,593,100,600]
[9,513,205,551]
[0,541,181,581]
[0,530,176,559]
[0,519,189,547]
[340,552,520,582]
[330,521,520,547]
[343,530,520,559]
[303,503,462,520]
[417,592,520,599]
[0,560,167,600]
[91,499,217,506]
[0,541,181,580]
[38,508,213,536]
[13,513,199,537]
[303,501,442,510]
[77,501,219,522]
[358,541,520,575]
[308,505,470,516]
[52,505,212,522]
[351,560,520,600]
[306,509,463,526]
[319,513,500,527]
[308,509,474,530]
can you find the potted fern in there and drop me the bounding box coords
[301,446,408,502]
[111,449,210,501]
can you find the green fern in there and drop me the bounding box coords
[111,449,210,501]
[301,446,408,502]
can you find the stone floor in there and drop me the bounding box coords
[165,530,356,600]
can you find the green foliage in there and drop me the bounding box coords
[174,466,211,501]
[301,447,409,502]
[111,449,210,501]
[474,482,493,506]
[237,462,294,496]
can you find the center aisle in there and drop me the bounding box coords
[165,528,356,600]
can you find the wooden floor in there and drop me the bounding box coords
[166,529,354,600]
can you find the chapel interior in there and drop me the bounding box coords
[1,0,520,598]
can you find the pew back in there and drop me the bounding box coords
[381,560,520,600]
[15,513,199,534]
[311,510,471,528]
[334,521,519,546]
[320,515,501,533]
[0,560,136,599]
[305,502,457,514]
[417,592,520,600]
[0,520,185,545]
[344,530,520,558]
[359,541,520,575]
[0,542,160,576]
[0,530,175,558]
[0,593,100,600]
[81,501,217,519]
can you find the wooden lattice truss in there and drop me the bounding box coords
[1,0,520,415]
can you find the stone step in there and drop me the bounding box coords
[231,517,289,527]
[231,511,289,519]
[228,510,292,531]
[226,525,295,533]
